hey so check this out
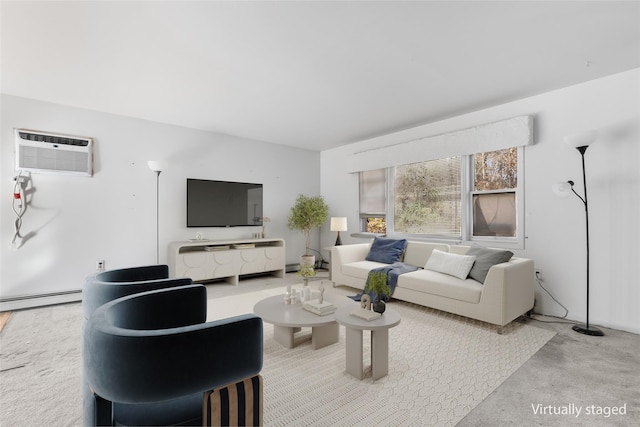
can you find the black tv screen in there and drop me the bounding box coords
[187,179,263,227]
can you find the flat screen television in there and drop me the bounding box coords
[187,178,263,227]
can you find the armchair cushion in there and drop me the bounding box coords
[114,393,203,426]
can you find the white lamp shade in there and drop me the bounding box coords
[330,217,348,231]
[564,130,597,149]
[552,182,572,198]
[147,160,166,172]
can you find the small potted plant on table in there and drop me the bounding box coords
[366,271,392,313]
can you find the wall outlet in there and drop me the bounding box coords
[535,269,542,281]
[96,260,105,272]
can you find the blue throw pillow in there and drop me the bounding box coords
[365,237,408,264]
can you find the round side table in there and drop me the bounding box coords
[334,305,401,381]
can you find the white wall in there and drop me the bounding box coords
[2,69,638,333]
[1,95,320,309]
[320,69,640,334]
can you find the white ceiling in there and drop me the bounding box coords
[2,1,639,151]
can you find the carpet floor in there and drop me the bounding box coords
[208,286,554,426]
[0,278,554,426]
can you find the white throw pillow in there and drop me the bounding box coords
[424,249,476,280]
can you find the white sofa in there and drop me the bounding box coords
[331,240,535,332]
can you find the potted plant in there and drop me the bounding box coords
[366,271,391,313]
[287,194,329,272]
[297,264,316,287]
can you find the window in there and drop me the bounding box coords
[472,148,518,238]
[394,157,461,237]
[358,147,523,248]
[359,169,387,234]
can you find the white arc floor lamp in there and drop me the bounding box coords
[552,130,603,336]
[148,161,166,265]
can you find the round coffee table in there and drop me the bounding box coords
[334,305,401,381]
[253,293,350,350]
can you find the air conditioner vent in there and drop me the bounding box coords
[15,129,94,176]
[18,131,90,147]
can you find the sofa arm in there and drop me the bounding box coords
[331,243,371,267]
[481,258,535,325]
[331,244,371,288]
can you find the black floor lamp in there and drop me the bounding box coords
[553,130,603,336]
[148,161,165,265]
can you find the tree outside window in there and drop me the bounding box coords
[394,157,461,237]
[364,217,386,234]
[474,147,517,190]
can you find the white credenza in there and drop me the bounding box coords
[168,238,286,285]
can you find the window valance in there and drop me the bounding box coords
[347,115,533,173]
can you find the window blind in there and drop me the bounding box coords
[359,169,386,214]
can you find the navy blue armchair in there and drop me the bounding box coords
[82,266,263,426]
[83,265,193,424]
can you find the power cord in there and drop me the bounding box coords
[526,272,573,324]
[308,247,327,270]
[11,172,27,247]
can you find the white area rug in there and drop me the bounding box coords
[208,287,556,426]
[0,285,554,426]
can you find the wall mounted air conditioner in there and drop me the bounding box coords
[15,129,94,176]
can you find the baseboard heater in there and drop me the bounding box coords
[285,262,329,273]
[0,290,82,311]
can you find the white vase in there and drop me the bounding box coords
[299,255,315,267]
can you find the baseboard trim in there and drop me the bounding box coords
[0,290,82,312]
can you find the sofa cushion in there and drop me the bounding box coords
[342,261,389,280]
[424,249,476,280]
[365,237,408,264]
[466,247,514,283]
[403,242,450,268]
[398,270,482,304]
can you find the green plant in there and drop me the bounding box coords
[287,194,329,256]
[366,271,392,301]
[297,264,317,278]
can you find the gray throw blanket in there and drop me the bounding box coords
[349,262,419,302]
